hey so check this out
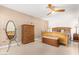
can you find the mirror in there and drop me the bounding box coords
[5,20,19,52]
[5,20,16,40]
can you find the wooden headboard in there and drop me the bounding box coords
[52,27,71,32]
[52,27,71,40]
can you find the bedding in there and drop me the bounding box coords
[52,27,71,40]
[42,36,59,40]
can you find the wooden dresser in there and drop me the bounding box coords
[73,33,79,42]
[22,24,34,44]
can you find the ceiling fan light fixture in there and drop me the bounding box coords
[48,4,52,8]
[48,4,55,9]
[51,11,55,14]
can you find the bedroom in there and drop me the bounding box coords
[0,4,79,55]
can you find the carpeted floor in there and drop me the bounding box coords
[0,38,79,55]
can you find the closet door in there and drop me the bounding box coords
[22,24,34,44]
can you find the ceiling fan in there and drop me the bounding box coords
[47,4,65,15]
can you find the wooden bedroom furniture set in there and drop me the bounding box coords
[42,27,71,47]
[21,25,79,47]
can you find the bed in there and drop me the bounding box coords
[52,27,71,40]
[42,27,71,46]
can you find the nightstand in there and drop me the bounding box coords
[73,33,79,42]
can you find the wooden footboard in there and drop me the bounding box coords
[42,37,59,47]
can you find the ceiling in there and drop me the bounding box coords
[2,4,79,19]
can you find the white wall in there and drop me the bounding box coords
[0,6,48,42]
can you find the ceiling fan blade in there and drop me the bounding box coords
[47,12,52,15]
[53,9,65,12]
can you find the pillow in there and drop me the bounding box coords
[60,30,64,33]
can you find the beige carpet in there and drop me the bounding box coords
[0,39,79,55]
